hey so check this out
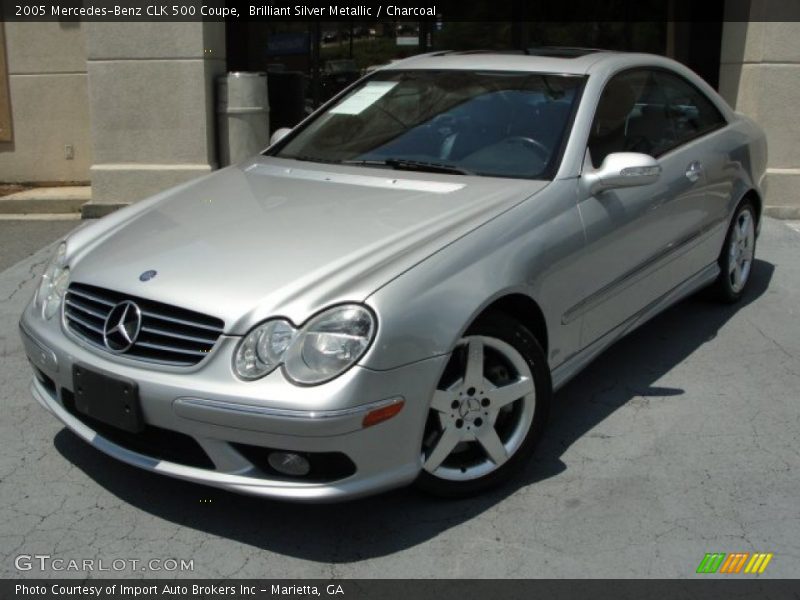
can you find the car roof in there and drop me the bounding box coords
[382,49,662,76]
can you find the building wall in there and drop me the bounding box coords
[720,1,800,216]
[0,22,92,182]
[85,22,225,206]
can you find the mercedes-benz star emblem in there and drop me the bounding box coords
[139,270,157,282]
[103,300,142,353]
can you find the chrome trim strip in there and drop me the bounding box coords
[67,287,115,307]
[65,310,104,335]
[136,340,209,357]
[140,309,223,333]
[175,396,404,421]
[65,298,107,320]
[62,329,197,367]
[562,218,725,324]
[141,324,218,345]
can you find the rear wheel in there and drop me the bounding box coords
[712,200,757,303]
[416,313,551,497]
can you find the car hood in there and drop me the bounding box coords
[69,157,547,333]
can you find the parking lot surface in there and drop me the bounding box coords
[0,218,798,578]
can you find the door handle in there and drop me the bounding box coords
[685,161,704,183]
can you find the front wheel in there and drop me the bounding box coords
[415,313,551,497]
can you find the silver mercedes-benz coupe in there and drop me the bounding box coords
[20,49,766,501]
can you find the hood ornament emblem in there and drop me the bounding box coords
[139,270,157,282]
[103,300,142,353]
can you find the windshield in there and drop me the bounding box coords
[272,69,585,180]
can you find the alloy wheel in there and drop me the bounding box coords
[422,335,536,481]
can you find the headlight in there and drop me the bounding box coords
[233,304,376,385]
[233,319,297,381]
[36,242,70,320]
[284,305,376,384]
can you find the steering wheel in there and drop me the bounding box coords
[501,136,550,162]
[431,113,457,128]
[427,113,458,138]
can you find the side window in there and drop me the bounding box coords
[589,70,659,167]
[653,71,726,145]
[589,69,726,168]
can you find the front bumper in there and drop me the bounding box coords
[20,302,446,502]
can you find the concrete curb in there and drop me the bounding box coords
[0,214,82,221]
[764,205,800,220]
[0,186,90,214]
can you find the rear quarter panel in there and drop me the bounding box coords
[715,114,767,223]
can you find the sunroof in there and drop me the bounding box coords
[434,47,612,59]
[440,50,526,56]
[525,47,611,58]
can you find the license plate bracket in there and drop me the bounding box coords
[72,365,143,433]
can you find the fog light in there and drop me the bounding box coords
[267,451,311,477]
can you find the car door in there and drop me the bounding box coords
[572,68,719,346]
[651,69,732,267]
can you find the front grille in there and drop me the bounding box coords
[64,282,225,367]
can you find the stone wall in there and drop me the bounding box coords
[0,22,92,182]
[84,21,225,208]
[720,2,800,217]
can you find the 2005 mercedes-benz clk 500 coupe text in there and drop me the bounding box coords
[20,49,766,501]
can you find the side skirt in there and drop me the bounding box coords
[551,262,720,391]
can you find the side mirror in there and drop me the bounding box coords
[270,127,292,146]
[583,152,661,195]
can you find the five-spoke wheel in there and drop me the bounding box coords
[416,313,550,496]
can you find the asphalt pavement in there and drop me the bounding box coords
[0,219,79,272]
[0,217,798,579]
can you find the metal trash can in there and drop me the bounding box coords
[217,72,269,166]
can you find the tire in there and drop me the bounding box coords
[712,200,757,303]
[415,312,551,497]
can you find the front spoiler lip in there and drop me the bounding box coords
[30,377,420,502]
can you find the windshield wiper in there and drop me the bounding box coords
[291,155,340,164]
[343,158,473,176]
[290,155,473,175]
